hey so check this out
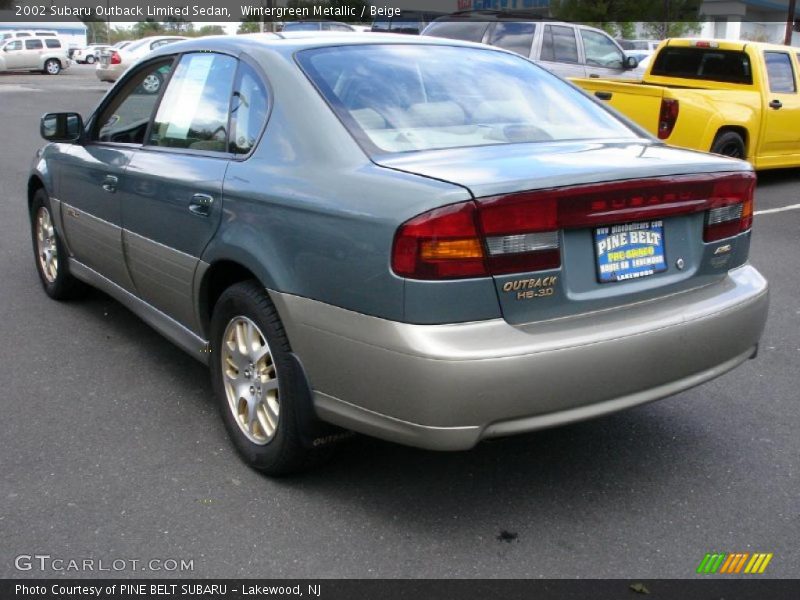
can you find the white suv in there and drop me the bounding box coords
[422,14,638,79]
[0,37,70,75]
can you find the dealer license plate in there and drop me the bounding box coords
[594,220,667,283]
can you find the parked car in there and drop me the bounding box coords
[573,39,800,169]
[96,35,187,84]
[30,34,768,474]
[1,29,58,41]
[113,40,134,50]
[73,44,111,64]
[421,13,638,78]
[281,21,356,32]
[0,37,69,74]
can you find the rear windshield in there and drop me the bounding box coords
[650,47,753,84]
[297,44,637,155]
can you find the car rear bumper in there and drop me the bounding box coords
[271,264,768,451]
[95,65,121,82]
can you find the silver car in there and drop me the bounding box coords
[96,35,187,86]
[0,37,70,74]
[30,34,768,474]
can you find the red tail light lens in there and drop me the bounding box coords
[391,202,487,279]
[110,51,121,65]
[392,172,755,280]
[658,98,679,139]
[703,174,755,241]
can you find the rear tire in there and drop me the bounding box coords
[30,189,85,300]
[710,131,745,159]
[210,281,333,476]
[43,59,61,75]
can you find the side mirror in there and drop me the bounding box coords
[40,112,84,143]
[625,56,639,69]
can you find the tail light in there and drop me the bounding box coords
[110,51,121,65]
[704,175,755,242]
[392,172,755,280]
[658,98,679,139]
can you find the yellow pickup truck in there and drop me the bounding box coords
[572,39,800,170]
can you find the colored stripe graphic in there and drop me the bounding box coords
[699,552,772,574]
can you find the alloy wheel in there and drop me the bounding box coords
[35,206,58,283]
[220,316,280,445]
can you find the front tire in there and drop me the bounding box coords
[30,189,85,300]
[85,55,95,64]
[210,281,331,475]
[43,59,61,75]
[710,131,745,159]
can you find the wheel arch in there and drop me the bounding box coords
[27,174,47,216]
[196,257,280,340]
[712,125,749,155]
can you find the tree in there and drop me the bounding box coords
[195,25,227,37]
[551,0,702,39]
[134,19,164,37]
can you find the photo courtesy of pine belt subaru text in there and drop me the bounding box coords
[28,33,769,475]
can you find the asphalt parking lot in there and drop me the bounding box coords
[1,65,798,579]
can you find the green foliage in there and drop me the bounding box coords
[551,0,702,40]
[195,25,226,37]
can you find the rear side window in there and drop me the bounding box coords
[488,22,536,57]
[45,39,61,49]
[25,39,43,50]
[650,48,752,84]
[541,25,578,64]
[423,21,489,43]
[149,52,237,152]
[229,62,268,155]
[764,52,796,93]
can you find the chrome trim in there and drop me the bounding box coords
[68,258,210,365]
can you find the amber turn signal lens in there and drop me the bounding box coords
[420,238,484,260]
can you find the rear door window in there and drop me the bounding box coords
[488,22,536,57]
[229,62,269,155]
[25,39,43,50]
[765,52,796,93]
[148,52,237,152]
[541,25,579,63]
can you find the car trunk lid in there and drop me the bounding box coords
[378,141,755,325]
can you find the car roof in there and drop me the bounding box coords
[146,31,503,60]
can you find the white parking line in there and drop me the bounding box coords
[754,203,800,216]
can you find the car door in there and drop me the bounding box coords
[57,58,176,291]
[119,52,237,331]
[22,38,44,68]
[2,40,24,69]
[579,27,627,78]
[536,24,585,78]
[758,50,800,162]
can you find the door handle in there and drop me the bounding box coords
[189,193,214,216]
[595,91,613,100]
[101,174,118,193]
[769,99,783,110]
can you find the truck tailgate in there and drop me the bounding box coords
[571,78,666,137]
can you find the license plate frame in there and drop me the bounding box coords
[594,220,667,283]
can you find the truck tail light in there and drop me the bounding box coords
[110,51,121,65]
[392,172,755,280]
[658,98,679,139]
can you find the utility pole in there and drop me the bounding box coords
[785,0,797,45]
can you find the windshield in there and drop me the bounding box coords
[283,22,321,31]
[297,44,638,155]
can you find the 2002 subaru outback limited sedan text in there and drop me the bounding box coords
[29,33,769,475]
